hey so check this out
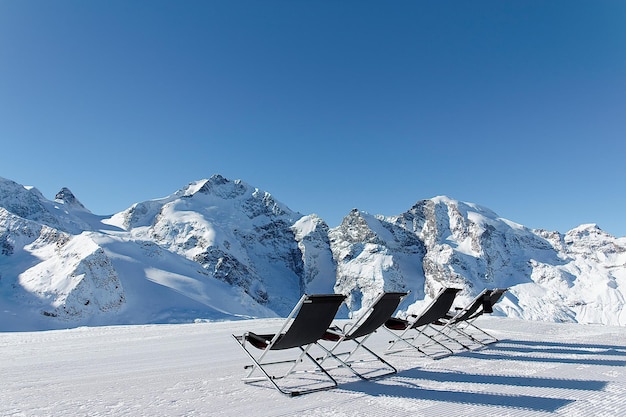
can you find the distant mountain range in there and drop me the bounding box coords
[1,174,624,331]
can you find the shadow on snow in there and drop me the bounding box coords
[336,337,619,412]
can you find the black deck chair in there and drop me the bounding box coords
[232,293,346,397]
[383,287,463,358]
[414,288,493,352]
[443,288,508,345]
[316,291,409,380]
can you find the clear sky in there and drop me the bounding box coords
[1,1,625,237]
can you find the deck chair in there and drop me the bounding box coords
[442,288,508,346]
[384,287,463,358]
[316,292,409,380]
[410,288,493,352]
[232,293,346,397]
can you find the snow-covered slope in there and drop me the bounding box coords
[107,175,314,316]
[1,175,624,330]
[0,176,279,330]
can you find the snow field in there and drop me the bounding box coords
[1,317,625,416]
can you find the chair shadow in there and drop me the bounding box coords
[469,339,626,367]
[336,336,619,412]
[494,339,626,356]
[339,373,574,412]
[396,368,607,391]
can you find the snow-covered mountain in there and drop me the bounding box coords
[1,175,624,331]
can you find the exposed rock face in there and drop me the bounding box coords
[327,197,625,325]
[0,178,60,227]
[292,214,337,295]
[54,187,86,210]
[107,175,307,315]
[329,209,424,316]
[0,208,124,322]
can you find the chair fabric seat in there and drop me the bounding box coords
[384,317,410,331]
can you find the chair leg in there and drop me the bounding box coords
[445,324,488,347]
[232,335,339,397]
[317,335,398,380]
[423,324,472,351]
[384,326,454,357]
[457,321,499,344]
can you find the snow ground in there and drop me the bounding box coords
[1,317,625,417]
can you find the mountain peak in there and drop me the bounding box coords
[564,223,617,246]
[54,187,86,209]
[430,195,456,204]
[180,175,249,200]
[569,223,601,233]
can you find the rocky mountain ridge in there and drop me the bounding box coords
[1,175,624,331]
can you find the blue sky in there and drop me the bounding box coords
[1,1,625,236]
